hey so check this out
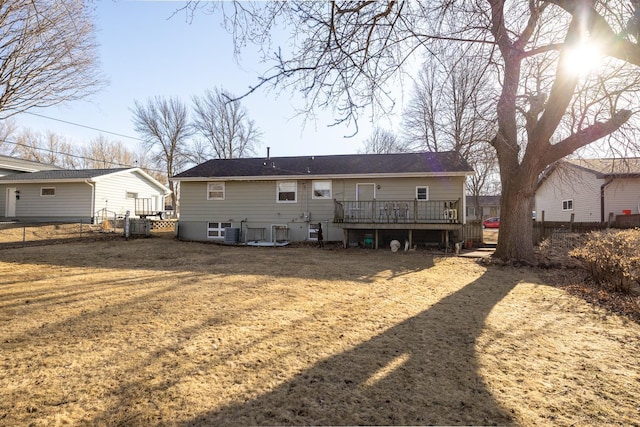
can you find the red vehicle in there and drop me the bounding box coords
[482,217,500,229]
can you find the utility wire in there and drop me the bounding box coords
[0,137,166,175]
[17,110,145,142]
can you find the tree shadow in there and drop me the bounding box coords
[179,267,519,426]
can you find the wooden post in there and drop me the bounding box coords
[570,213,575,232]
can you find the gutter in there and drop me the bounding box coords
[172,171,473,183]
[85,180,95,223]
[600,177,614,223]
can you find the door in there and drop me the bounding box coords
[356,183,375,201]
[5,187,16,217]
[355,183,375,221]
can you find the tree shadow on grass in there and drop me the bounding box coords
[180,267,519,426]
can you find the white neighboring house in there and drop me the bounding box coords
[0,154,62,177]
[535,158,640,223]
[0,168,171,223]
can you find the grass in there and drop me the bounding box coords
[0,233,639,426]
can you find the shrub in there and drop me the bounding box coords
[569,228,640,294]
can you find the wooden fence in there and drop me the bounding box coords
[533,213,640,244]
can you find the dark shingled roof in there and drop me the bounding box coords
[0,168,129,182]
[567,158,640,177]
[174,152,473,179]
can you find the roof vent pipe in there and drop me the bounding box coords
[267,147,270,160]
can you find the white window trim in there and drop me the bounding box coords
[276,181,297,203]
[562,199,573,211]
[416,186,429,201]
[312,180,332,200]
[207,182,225,200]
[126,191,138,199]
[207,221,232,239]
[308,223,320,241]
[40,187,56,197]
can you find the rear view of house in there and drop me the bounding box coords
[173,151,474,248]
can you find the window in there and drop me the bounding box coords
[467,206,476,217]
[312,180,332,199]
[562,199,573,211]
[41,187,55,197]
[277,181,297,202]
[207,221,231,239]
[308,223,320,240]
[126,192,138,199]
[416,186,429,200]
[207,183,225,200]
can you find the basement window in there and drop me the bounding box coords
[207,221,231,239]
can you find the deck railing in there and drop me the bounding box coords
[334,199,461,224]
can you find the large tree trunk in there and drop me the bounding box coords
[493,170,537,263]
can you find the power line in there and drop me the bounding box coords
[18,110,145,142]
[0,137,166,175]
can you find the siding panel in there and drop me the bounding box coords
[179,176,466,242]
[536,167,601,222]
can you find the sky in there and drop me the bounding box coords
[14,0,385,161]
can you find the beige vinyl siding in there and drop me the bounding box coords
[181,177,464,222]
[333,176,464,202]
[94,171,166,216]
[10,182,93,219]
[178,176,466,242]
[180,180,334,223]
[605,178,640,217]
[535,167,602,222]
[180,179,337,241]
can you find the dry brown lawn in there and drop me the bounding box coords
[0,230,639,426]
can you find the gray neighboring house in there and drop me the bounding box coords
[0,154,62,177]
[173,151,474,248]
[535,158,640,222]
[465,195,501,221]
[0,168,171,223]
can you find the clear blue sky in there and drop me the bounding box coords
[15,0,383,159]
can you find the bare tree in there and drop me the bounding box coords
[191,87,261,162]
[0,118,17,154]
[185,1,640,263]
[10,129,78,167]
[403,49,500,210]
[79,135,139,169]
[131,96,191,209]
[0,0,103,119]
[359,127,407,154]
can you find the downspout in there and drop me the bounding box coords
[600,177,614,223]
[85,180,95,224]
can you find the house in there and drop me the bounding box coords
[535,158,640,222]
[465,195,501,221]
[0,154,61,177]
[172,151,474,248]
[0,168,171,223]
